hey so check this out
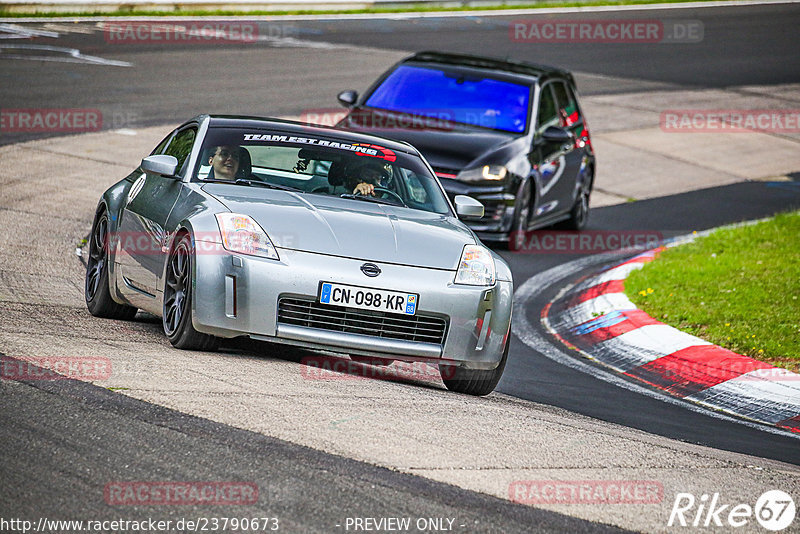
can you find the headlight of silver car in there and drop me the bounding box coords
[455,245,496,286]
[456,165,508,182]
[215,213,279,260]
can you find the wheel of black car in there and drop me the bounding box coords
[440,336,509,396]
[512,180,531,231]
[163,233,220,351]
[85,210,138,320]
[510,180,532,249]
[561,170,592,231]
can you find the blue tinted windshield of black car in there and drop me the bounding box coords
[196,128,452,215]
[364,65,530,134]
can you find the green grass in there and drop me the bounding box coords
[0,0,742,18]
[626,210,800,373]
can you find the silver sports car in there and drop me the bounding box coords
[85,115,513,395]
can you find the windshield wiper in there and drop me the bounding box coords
[202,178,301,192]
[235,179,302,192]
[340,193,406,208]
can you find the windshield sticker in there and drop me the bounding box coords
[242,134,396,162]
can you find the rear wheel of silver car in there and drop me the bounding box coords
[85,210,138,320]
[163,233,219,351]
[440,337,509,396]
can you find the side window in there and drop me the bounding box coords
[553,82,581,127]
[403,171,430,204]
[163,128,197,174]
[535,85,559,133]
[150,132,174,156]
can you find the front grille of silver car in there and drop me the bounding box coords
[278,297,447,345]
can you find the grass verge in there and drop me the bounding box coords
[0,0,740,18]
[626,210,800,372]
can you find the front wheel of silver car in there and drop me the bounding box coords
[440,338,509,396]
[163,233,219,351]
[85,210,138,320]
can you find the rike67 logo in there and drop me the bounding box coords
[668,490,795,531]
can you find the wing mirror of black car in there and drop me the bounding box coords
[454,195,485,220]
[539,125,574,144]
[141,155,179,178]
[337,90,358,108]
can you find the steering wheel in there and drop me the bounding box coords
[310,185,330,194]
[357,186,406,206]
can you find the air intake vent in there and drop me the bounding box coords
[278,297,447,345]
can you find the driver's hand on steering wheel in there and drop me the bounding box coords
[353,182,375,196]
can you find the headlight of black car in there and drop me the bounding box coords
[456,165,508,182]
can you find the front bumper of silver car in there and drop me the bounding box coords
[191,246,512,370]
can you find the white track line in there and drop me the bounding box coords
[0,44,132,66]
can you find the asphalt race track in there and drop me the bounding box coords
[3,2,800,146]
[2,362,620,533]
[2,3,800,532]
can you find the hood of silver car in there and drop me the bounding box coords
[203,184,476,270]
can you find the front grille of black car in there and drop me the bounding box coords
[278,297,448,345]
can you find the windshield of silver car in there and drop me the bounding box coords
[196,129,452,215]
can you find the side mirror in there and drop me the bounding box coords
[337,90,358,108]
[141,155,179,178]
[540,125,574,144]
[454,195,484,220]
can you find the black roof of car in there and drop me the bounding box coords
[403,51,574,83]
[198,115,420,154]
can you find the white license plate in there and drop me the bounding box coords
[318,282,418,315]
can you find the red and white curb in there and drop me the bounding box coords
[543,248,800,434]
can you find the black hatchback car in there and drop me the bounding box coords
[336,51,595,245]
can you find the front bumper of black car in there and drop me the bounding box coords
[439,177,517,240]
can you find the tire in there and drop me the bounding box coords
[163,233,220,351]
[440,337,509,396]
[85,210,138,320]
[350,355,394,366]
[509,180,532,250]
[559,170,592,231]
